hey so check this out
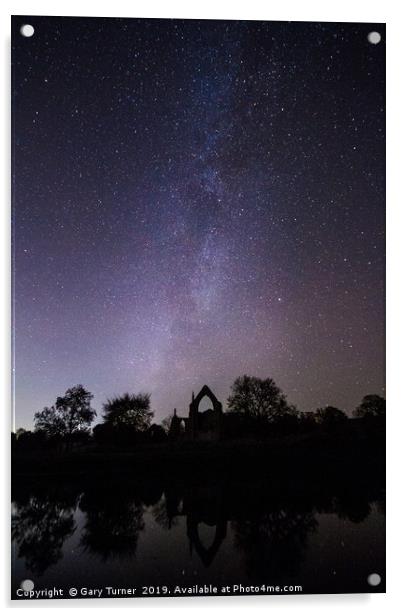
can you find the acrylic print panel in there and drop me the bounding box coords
[11,16,385,600]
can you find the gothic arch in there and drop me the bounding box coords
[188,385,222,440]
[187,516,227,567]
[192,385,221,414]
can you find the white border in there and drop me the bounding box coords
[1,1,401,614]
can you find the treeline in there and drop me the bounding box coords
[13,385,164,452]
[219,375,384,439]
[12,376,385,452]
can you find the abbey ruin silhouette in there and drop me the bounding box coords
[169,385,223,441]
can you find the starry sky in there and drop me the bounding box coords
[12,16,385,428]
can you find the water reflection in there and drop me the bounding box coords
[79,490,145,561]
[12,477,385,592]
[233,510,317,580]
[12,489,78,576]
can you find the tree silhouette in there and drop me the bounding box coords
[314,406,348,425]
[152,494,180,530]
[232,508,318,581]
[102,392,153,430]
[354,394,385,418]
[79,488,145,560]
[227,375,292,422]
[34,385,96,438]
[12,495,77,576]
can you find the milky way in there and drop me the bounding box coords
[12,17,385,427]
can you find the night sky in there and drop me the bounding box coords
[12,17,385,428]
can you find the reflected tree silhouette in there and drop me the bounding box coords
[79,489,145,561]
[333,494,372,524]
[152,494,180,530]
[12,496,77,576]
[232,508,318,580]
[11,471,384,589]
[376,498,386,517]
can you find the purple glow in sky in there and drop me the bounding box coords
[12,17,385,428]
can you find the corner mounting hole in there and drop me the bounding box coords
[367,573,381,586]
[367,31,381,45]
[20,24,35,38]
[20,579,34,591]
